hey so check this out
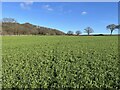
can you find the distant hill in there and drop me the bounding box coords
[2,22,65,35]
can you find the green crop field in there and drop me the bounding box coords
[2,36,119,89]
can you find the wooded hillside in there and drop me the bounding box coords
[2,18,65,35]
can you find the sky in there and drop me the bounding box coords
[2,2,118,34]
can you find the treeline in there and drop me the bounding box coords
[1,18,65,35]
[67,24,120,36]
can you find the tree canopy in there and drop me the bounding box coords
[106,24,116,35]
[84,27,94,35]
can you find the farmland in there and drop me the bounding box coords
[2,36,119,88]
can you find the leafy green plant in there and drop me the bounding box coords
[2,36,119,89]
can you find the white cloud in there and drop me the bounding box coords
[81,11,87,15]
[20,1,33,9]
[42,4,54,11]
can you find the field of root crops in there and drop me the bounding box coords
[2,36,119,88]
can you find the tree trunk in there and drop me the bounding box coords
[110,30,113,36]
[88,32,90,36]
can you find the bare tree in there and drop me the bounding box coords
[106,24,116,35]
[76,30,82,35]
[84,27,94,35]
[67,31,74,35]
[2,18,17,23]
[115,24,120,29]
